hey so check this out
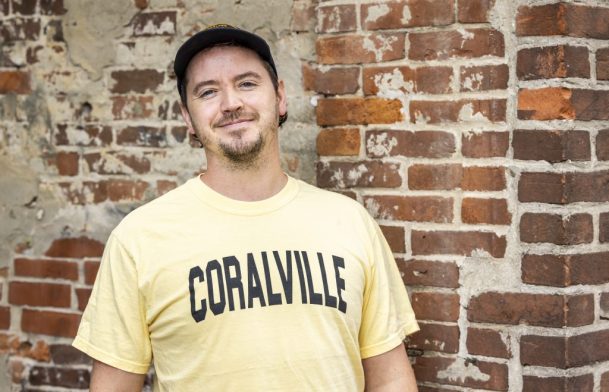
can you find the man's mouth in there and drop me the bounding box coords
[217,118,253,128]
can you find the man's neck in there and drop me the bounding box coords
[199,156,287,202]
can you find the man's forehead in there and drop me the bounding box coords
[185,45,267,80]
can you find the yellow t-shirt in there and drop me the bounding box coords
[73,176,418,391]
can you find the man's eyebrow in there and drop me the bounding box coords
[234,71,263,81]
[190,79,217,96]
[190,72,263,96]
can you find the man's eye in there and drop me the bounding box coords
[199,89,216,98]
[239,81,257,89]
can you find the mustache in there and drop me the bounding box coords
[214,111,258,127]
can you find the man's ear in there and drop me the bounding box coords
[179,103,196,136]
[277,80,287,117]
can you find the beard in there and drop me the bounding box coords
[219,130,264,165]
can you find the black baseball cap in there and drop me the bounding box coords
[173,24,278,99]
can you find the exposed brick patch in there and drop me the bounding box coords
[513,130,590,162]
[517,45,590,80]
[413,356,508,390]
[316,128,360,156]
[75,288,91,311]
[520,213,593,245]
[45,151,79,176]
[29,366,90,389]
[521,334,567,368]
[516,3,609,39]
[364,195,453,223]
[468,292,594,327]
[0,18,41,42]
[410,99,507,124]
[111,96,155,120]
[467,328,510,359]
[302,64,359,95]
[84,261,100,285]
[50,344,92,365]
[363,65,453,95]
[409,29,504,61]
[116,126,167,147]
[361,0,454,30]
[14,258,78,281]
[316,98,403,126]
[411,292,459,322]
[462,131,509,158]
[131,11,176,36]
[398,259,459,288]
[40,0,67,15]
[517,87,574,120]
[59,180,149,204]
[597,129,609,161]
[412,230,506,258]
[0,71,31,94]
[316,4,356,33]
[0,307,9,330]
[379,225,405,253]
[110,69,164,94]
[522,374,593,392]
[54,124,113,147]
[519,171,609,204]
[21,309,81,338]
[12,0,36,15]
[462,198,510,225]
[460,64,508,92]
[598,47,609,80]
[316,33,405,64]
[9,282,71,308]
[522,252,609,287]
[366,130,455,159]
[316,161,402,189]
[409,322,459,353]
[408,164,506,191]
[458,0,495,23]
[601,212,609,243]
[45,237,104,258]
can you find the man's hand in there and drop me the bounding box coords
[362,342,418,391]
[90,360,146,392]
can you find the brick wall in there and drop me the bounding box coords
[312,0,609,391]
[0,0,608,390]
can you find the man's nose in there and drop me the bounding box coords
[220,88,243,112]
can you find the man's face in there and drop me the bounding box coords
[180,45,287,167]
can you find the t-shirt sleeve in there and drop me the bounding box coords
[72,233,152,374]
[358,220,419,359]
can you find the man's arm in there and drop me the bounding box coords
[90,360,146,392]
[362,342,418,392]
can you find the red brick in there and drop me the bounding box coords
[316,98,402,126]
[316,161,402,189]
[411,292,459,322]
[413,356,508,391]
[22,309,81,337]
[302,64,359,95]
[116,126,167,147]
[409,28,504,61]
[366,130,455,158]
[0,307,9,330]
[460,64,509,92]
[523,374,593,392]
[364,195,452,223]
[458,0,495,23]
[0,18,40,42]
[54,124,112,147]
[316,4,356,33]
[361,0,454,30]
[412,230,506,258]
[601,212,609,243]
[513,130,590,162]
[131,11,176,36]
[316,128,360,156]
[111,96,154,120]
[9,282,71,308]
[462,131,509,158]
[14,258,78,281]
[12,0,36,14]
[291,0,315,32]
[0,71,31,94]
[517,45,590,80]
[467,328,510,359]
[363,65,453,95]
[75,288,91,311]
[600,293,609,319]
[568,171,609,202]
[520,213,593,245]
[597,129,609,161]
[408,164,505,191]
[156,180,177,196]
[468,292,593,327]
[110,69,164,94]
[59,180,149,204]
[398,259,459,288]
[316,33,405,64]
[410,99,506,124]
[462,198,510,225]
[134,0,148,9]
[45,236,104,258]
[409,322,459,353]
[517,3,609,39]
[0,0,8,14]
[29,366,90,389]
[84,261,100,285]
[519,171,609,204]
[568,329,609,367]
[379,225,405,253]
[518,87,574,120]
[84,152,152,175]
[50,344,92,365]
[521,334,567,368]
[598,48,609,80]
[40,0,66,15]
[571,89,609,121]
[46,151,79,176]
[523,252,609,287]
[157,99,182,121]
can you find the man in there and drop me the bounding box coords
[73,25,419,391]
